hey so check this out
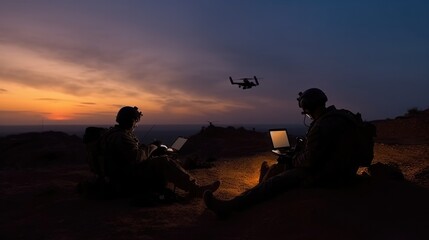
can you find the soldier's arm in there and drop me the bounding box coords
[117,133,150,164]
[292,124,327,168]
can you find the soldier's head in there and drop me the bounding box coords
[297,88,328,119]
[116,106,143,129]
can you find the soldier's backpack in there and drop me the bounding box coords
[83,127,108,177]
[78,127,116,199]
[324,109,377,167]
[80,127,183,204]
[350,111,376,167]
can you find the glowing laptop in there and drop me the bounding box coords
[166,136,188,152]
[269,128,292,156]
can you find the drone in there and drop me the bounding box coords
[229,76,260,89]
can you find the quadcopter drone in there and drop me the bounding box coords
[229,76,260,89]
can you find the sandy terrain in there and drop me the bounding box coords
[1,110,429,239]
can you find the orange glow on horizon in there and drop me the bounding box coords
[0,44,256,125]
[0,79,252,125]
[46,114,73,121]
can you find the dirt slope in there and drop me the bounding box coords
[1,109,429,240]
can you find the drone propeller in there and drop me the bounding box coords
[237,77,264,80]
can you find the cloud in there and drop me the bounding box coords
[0,88,7,93]
[0,4,239,102]
[0,1,428,124]
[35,98,62,102]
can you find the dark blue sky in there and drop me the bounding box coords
[0,0,428,125]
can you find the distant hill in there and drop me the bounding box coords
[372,108,429,144]
[180,125,272,158]
[1,107,428,169]
[0,131,85,169]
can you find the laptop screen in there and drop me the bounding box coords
[171,137,188,151]
[269,129,290,149]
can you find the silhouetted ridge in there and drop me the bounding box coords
[372,107,429,144]
[0,131,85,169]
[180,124,286,160]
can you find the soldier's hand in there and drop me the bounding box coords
[151,145,168,156]
[151,140,162,147]
[294,137,305,152]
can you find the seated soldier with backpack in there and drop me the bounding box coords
[83,106,220,200]
[204,88,376,217]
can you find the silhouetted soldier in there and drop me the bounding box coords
[204,88,362,217]
[99,106,220,198]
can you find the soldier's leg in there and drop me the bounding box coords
[204,168,309,217]
[260,163,287,183]
[144,156,220,196]
[259,161,269,183]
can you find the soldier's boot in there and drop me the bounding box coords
[188,180,221,198]
[203,190,237,219]
[259,161,270,183]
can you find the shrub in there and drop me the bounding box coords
[406,107,421,116]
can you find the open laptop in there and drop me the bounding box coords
[165,136,188,152]
[269,128,292,156]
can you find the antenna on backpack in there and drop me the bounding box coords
[142,124,156,140]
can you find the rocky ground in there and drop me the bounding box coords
[0,109,428,240]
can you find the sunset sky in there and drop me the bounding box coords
[1,0,428,125]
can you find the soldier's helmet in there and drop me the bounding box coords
[297,88,328,112]
[116,106,143,128]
